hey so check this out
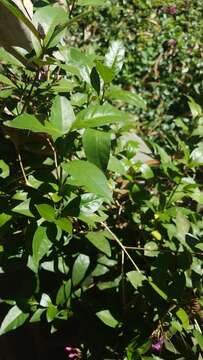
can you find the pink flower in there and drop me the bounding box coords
[165,5,177,15]
[64,346,82,359]
[151,336,164,353]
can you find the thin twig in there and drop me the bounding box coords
[17,150,31,186]
[101,222,141,273]
[46,137,60,182]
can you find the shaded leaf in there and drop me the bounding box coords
[86,231,111,257]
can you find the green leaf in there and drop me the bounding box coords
[175,211,190,242]
[188,97,202,118]
[5,114,45,133]
[49,96,75,139]
[35,204,55,222]
[72,254,90,286]
[73,104,128,129]
[55,217,72,233]
[63,160,112,202]
[90,67,100,96]
[0,159,9,178]
[190,142,203,165]
[32,5,67,52]
[193,330,203,351]
[46,304,57,323]
[40,293,52,307]
[82,129,111,171]
[30,309,46,323]
[65,47,93,83]
[0,74,15,86]
[96,61,115,83]
[0,305,29,335]
[0,213,11,227]
[176,308,190,330]
[86,231,111,257]
[78,0,106,5]
[127,271,146,289]
[56,279,71,306]
[105,40,125,73]
[80,193,103,215]
[96,310,119,328]
[148,280,168,301]
[12,198,34,218]
[32,226,52,267]
[144,241,159,257]
[106,86,146,110]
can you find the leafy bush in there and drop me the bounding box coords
[0,1,202,359]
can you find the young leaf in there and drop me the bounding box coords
[0,305,29,336]
[96,310,119,328]
[82,129,111,171]
[73,104,129,129]
[86,231,111,257]
[72,254,90,286]
[63,160,112,202]
[105,40,125,73]
[32,226,52,267]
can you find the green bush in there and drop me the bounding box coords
[0,1,202,359]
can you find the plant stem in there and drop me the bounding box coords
[101,222,141,273]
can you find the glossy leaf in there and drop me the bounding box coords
[72,254,90,286]
[105,40,125,73]
[82,129,111,171]
[32,226,52,267]
[73,104,128,129]
[49,96,75,138]
[63,160,112,202]
[0,305,29,336]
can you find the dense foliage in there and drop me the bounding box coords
[0,0,203,359]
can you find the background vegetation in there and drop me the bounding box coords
[0,0,203,359]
